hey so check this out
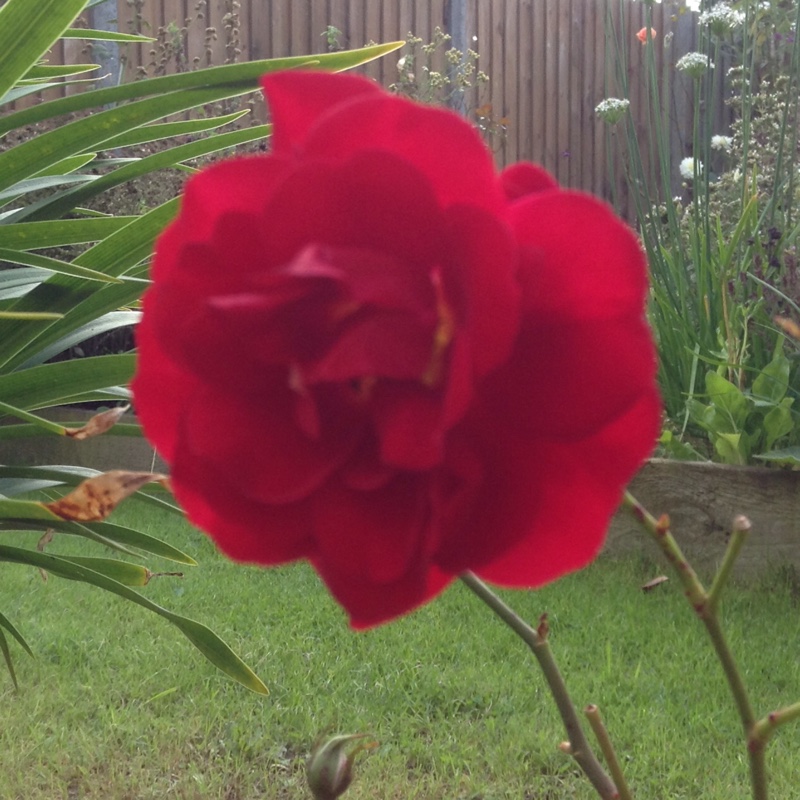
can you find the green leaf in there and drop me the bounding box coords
[0,42,404,137]
[0,545,268,694]
[0,217,137,250]
[705,371,750,430]
[0,354,136,411]
[61,28,154,43]
[23,64,100,81]
[752,353,791,404]
[19,125,269,222]
[33,153,97,178]
[53,554,154,586]
[0,0,88,101]
[96,110,250,150]
[762,399,795,451]
[0,628,19,689]
[754,446,800,466]
[0,248,121,283]
[0,174,97,204]
[0,610,34,657]
[713,432,748,465]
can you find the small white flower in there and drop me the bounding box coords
[594,97,630,125]
[676,51,712,78]
[711,135,732,152]
[680,157,703,181]
[699,4,744,35]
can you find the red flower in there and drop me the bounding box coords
[636,27,657,44]
[133,71,660,628]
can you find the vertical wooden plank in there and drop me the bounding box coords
[249,0,270,60]
[501,0,517,165]
[271,0,292,58]
[362,1,382,81]
[530,0,546,167]
[543,0,558,175]
[555,0,570,183]
[514,0,532,166]
[185,0,208,70]
[328,0,348,52]
[474,0,493,151]
[592,0,608,198]
[398,0,413,44]
[490,0,506,166]
[292,0,312,57]
[568,0,584,188]
[347,0,365,52]
[311,0,330,55]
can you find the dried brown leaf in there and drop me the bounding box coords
[44,471,167,522]
[641,575,669,592]
[64,405,130,440]
[775,317,800,341]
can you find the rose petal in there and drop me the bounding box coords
[262,70,382,154]
[500,162,559,200]
[179,382,363,505]
[299,93,505,214]
[511,191,648,321]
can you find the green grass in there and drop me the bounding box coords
[2,503,800,799]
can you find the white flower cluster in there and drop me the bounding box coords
[711,135,732,152]
[594,97,630,125]
[676,51,712,78]
[699,4,745,35]
[679,157,703,181]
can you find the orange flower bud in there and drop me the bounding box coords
[636,27,657,43]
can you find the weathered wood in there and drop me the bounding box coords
[607,459,800,577]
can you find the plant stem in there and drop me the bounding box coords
[459,572,620,800]
[622,492,767,800]
[751,701,800,751]
[585,705,633,800]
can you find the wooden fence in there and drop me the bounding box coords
[14,0,718,214]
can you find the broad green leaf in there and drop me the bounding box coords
[752,353,791,404]
[0,354,136,410]
[0,545,268,694]
[754,446,800,466]
[705,371,750,430]
[762,399,795,451]
[0,217,137,249]
[0,0,88,101]
[0,42,404,137]
[713,432,748,465]
[96,110,250,150]
[61,28,153,43]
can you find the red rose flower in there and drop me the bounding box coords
[133,70,660,628]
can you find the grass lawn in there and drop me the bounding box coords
[1,502,799,799]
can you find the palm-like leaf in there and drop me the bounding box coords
[0,0,402,690]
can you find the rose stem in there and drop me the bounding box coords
[459,571,620,800]
[622,492,767,800]
[584,705,633,800]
